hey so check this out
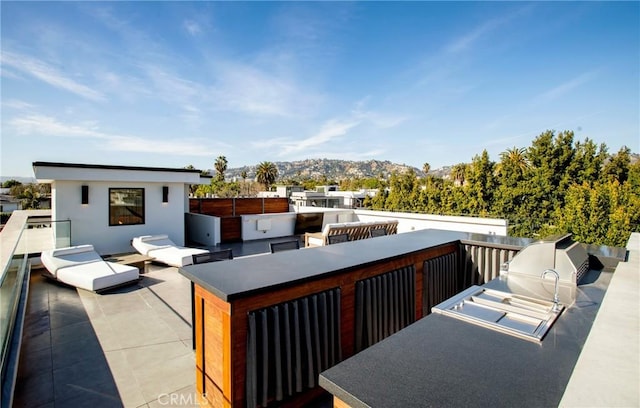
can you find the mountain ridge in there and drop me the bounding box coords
[221,159,443,181]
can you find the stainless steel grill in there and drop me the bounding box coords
[505,233,589,284]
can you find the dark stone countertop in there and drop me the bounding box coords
[319,270,611,408]
[179,229,505,302]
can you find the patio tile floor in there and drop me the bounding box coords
[14,235,329,407]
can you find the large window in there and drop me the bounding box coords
[109,188,145,226]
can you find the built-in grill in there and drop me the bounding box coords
[504,233,589,285]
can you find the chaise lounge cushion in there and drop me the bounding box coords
[41,244,139,292]
[132,235,208,267]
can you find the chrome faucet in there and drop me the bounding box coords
[541,269,561,312]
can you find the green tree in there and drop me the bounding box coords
[241,170,248,196]
[256,161,278,190]
[557,179,639,247]
[602,146,631,184]
[517,130,575,236]
[211,180,240,198]
[12,183,49,209]
[451,163,467,186]
[365,187,388,210]
[214,156,228,182]
[464,150,496,216]
[494,147,530,224]
[627,160,640,195]
[569,139,607,185]
[2,179,22,188]
[385,170,419,211]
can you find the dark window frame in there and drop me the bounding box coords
[108,187,145,226]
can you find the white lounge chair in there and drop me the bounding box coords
[41,244,139,292]
[132,235,208,267]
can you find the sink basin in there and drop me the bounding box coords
[432,285,564,342]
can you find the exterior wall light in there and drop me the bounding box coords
[162,186,169,203]
[81,185,89,205]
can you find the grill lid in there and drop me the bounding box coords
[505,233,589,285]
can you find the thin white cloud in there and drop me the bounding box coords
[184,20,202,36]
[280,118,362,155]
[2,99,37,110]
[362,112,408,129]
[248,118,360,156]
[447,19,503,55]
[446,5,533,54]
[104,135,212,156]
[144,65,199,102]
[209,61,321,117]
[533,71,599,104]
[9,115,213,156]
[1,51,106,102]
[249,97,407,158]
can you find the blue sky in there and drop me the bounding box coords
[2,1,638,177]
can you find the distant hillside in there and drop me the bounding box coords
[218,151,639,183]
[221,159,429,182]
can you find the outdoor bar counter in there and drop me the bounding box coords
[180,229,532,407]
[318,263,613,407]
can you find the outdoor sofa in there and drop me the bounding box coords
[304,219,399,247]
[132,234,208,267]
[41,244,139,292]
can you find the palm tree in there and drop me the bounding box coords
[214,156,228,182]
[422,162,431,176]
[240,170,248,196]
[451,163,467,186]
[499,147,529,173]
[255,161,278,191]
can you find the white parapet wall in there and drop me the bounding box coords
[241,212,297,241]
[239,208,508,241]
[353,210,508,236]
[185,213,221,246]
[294,206,355,227]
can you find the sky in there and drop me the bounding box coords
[1,1,639,178]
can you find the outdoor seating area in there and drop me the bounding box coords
[40,244,139,292]
[304,219,399,247]
[132,234,208,267]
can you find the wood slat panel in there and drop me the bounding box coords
[191,198,234,217]
[189,198,289,216]
[189,199,200,213]
[263,198,290,213]
[234,198,264,215]
[221,217,242,242]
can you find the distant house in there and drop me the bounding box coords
[33,162,204,255]
[0,194,21,213]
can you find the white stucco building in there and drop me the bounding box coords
[33,162,203,255]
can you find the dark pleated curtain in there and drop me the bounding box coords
[354,265,416,353]
[246,288,341,407]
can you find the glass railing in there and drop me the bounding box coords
[0,251,28,380]
[25,218,71,251]
[0,214,70,400]
[0,224,28,387]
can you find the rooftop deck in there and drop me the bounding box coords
[15,263,196,407]
[13,236,327,408]
[6,221,638,407]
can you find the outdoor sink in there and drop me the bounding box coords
[432,285,564,342]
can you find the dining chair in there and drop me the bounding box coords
[270,240,300,253]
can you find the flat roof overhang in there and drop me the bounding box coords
[33,161,203,184]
